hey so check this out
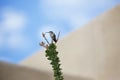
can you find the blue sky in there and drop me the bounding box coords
[0,0,120,63]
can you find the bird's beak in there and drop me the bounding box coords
[45,32,50,33]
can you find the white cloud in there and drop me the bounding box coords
[44,0,116,8]
[41,0,91,29]
[45,0,81,7]
[41,0,117,29]
[68,14,91,29]
[2,8,26,31]
[0,7,27,49]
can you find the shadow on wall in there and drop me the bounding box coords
[0,61,93,80]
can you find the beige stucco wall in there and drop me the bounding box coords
[20,4,120,80]
[0,61,50,80]
[0,61,91,80]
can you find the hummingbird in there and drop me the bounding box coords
[46,31,57,43]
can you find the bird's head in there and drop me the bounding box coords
[46,31,54,34]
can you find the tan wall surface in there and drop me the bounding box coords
[20,4,120,80]
[0,61,50,80]
[0,61,91,80]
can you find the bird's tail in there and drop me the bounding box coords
[56,31,60,43]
